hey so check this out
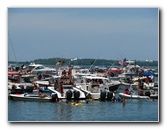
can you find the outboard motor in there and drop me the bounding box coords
[18,85,24,90]
[66,90,72,101]
[107,91,113,101]
[74,90,80,102]
[51,93,58,102]
[145,91,151,97]
[100,91,106,101]
[17,85,25,94]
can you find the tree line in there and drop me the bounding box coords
[9,58,158,67]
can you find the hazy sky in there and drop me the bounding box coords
[8,8,158,62]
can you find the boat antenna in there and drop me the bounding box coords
[89,58,97,70]
[108,60,117,70]
[8,31,17,64]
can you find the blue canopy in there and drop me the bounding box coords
[141,71,157,76]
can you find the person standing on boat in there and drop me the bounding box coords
[54,80,59,90]
[60,81,64,96]
[55,61,61,76]
[138,79,144,96]
[129,83,134,94]
[68,68,72,80]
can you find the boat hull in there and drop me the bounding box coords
[119,93,150,99]
[9,94,52,102]
[108,84,120,91]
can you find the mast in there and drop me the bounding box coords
[8,32,17,64]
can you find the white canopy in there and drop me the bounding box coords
[83,76,108,80]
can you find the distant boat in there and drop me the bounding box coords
[28,63,56,74]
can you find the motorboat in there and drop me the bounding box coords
[28,63,56,74]
[119,93,150,99]
[46,69,86,101]
[119,91,158,99]
[75,75,120,100]
[9,93,52,102]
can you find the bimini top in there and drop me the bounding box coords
[83,76,108,80]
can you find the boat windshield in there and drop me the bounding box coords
[35,66,45,69]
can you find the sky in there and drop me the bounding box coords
[8,8,159,62]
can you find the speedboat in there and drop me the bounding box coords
[119,93,150,99]
[47,69,86,101]
[9,93,52,102]
[119,91,158,100]
[28,63,56,74]
[75,75,120,100]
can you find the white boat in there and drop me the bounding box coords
[48,85,86,100]
[9,93,52,102]
[75,75,120,100]
[119,93,150,99]
[46,69,86,101]
[28,63,56,74]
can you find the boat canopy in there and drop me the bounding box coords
[83,76,108,80]
[141,71,157,76]
[52,75,61,79]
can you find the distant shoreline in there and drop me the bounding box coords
[8,58,158,67]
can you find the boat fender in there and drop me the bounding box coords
[18,85,24,90]
[66,90,72,101]
[100,91,106,101]
[74,91,80,101]
[51,93,58,102]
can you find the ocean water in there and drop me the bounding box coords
[8,98,158,122]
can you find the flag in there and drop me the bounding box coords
[119,60,124,66]
[119,58,126,66]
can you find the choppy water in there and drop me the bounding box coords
[8,98,158,122]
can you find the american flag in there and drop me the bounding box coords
[119,58,126,66]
